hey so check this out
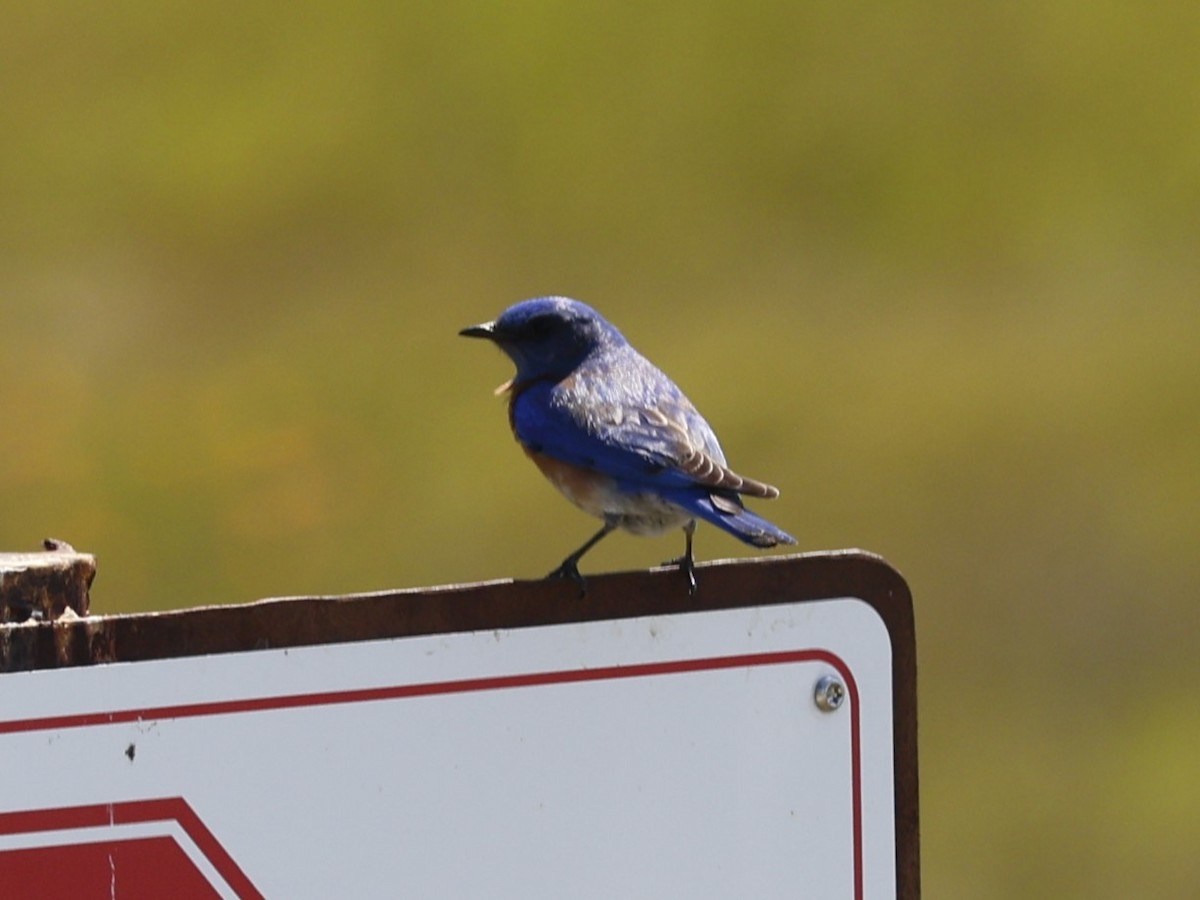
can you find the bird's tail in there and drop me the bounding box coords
[669,490,797,548]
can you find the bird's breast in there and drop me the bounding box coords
[523,449,612,518]
[522,448,690,536]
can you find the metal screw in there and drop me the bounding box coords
[813,675,846,712]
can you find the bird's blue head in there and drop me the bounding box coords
[460,296,624,382]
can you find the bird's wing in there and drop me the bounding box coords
[511,366,779,499]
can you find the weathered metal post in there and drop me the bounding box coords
[0,539,95,623]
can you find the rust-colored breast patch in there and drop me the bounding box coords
[523,448,610,517]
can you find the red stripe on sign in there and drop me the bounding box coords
[0,648,863,900]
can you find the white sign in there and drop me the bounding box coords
[0,597,895,899]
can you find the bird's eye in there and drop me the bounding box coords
[525,315,560,339]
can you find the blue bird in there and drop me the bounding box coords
[460,296,796,594]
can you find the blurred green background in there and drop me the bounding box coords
[3,2,1197,896]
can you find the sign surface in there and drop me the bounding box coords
[0,554,917,898]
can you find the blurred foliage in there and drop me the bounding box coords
[2,2,1198,897]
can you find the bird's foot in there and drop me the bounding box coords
[660,554,698,596]
[544,521,615,599]
[546,559,588,598]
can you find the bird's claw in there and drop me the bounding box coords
[660,555,698,596]
[682,560,697,596]
[546,560,588,598]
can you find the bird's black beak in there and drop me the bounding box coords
[459,321,497,340]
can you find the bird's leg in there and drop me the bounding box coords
[679,521,698,595]
[546,519,617,597]
[661,520,698,596]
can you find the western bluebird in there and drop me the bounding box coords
[460,296,796,594]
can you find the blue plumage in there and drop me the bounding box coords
[461,296,796,593]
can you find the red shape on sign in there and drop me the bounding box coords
[0,797,263,900]
[2,836,220,899]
